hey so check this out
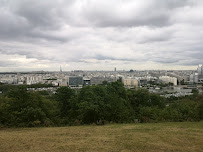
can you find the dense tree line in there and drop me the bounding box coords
[0,83,54,94]
[0,81,202,127]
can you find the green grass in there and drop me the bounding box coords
[0,122,203,152]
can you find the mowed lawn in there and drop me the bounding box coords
[0,122,203,152]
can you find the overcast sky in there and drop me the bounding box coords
[0,0,203,71]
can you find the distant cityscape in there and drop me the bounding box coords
[0,64,203,97]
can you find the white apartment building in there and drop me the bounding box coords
[159,76,177,86]
[122,78,139,87]
[26,76,43,85]
[0,77,14,84]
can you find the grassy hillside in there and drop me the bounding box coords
[0,122,202,152]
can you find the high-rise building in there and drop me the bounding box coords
[68,76,83,88]
[197,64,203,79]
[190,64,203,84]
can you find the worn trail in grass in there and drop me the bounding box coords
[0,122,203,152]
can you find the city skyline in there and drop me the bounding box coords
[0,0,203,72]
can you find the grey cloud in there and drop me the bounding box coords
[0,0,202,71]
[151,57,180,64]
[13,1,61,29]
[27,31,68,43]
[0,60,17,67]
[84,11,169,27]
[178,58,203,66]
[0,0,65,42]
[95,54,149,63]
[0,47,54,61]
[81,0,190,27]
[0,0,193,42]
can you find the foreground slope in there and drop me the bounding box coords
[0,122,203,152]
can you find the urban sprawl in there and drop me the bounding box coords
[0,64,203,98]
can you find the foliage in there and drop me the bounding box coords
[162,99,200,121]
[0,82,202,127]
[0,87,59,127]
[0,84,54,94]
[76,84,133,124]
[54,87,75,118]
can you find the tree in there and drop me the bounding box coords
[76,85,107,124]
[105,82,134,122]
[105,94,134,123]
[195,93,203,120]
[107,81,127,99]
[127,89,166,120]
[1,87,52,127]
[76,84,134,124]
[54,87,75,118]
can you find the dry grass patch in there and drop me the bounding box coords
[0,122,202,152]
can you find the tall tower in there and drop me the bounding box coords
[114,67,116,72]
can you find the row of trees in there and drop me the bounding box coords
[0,81,202,127]
[0,83,53,94]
